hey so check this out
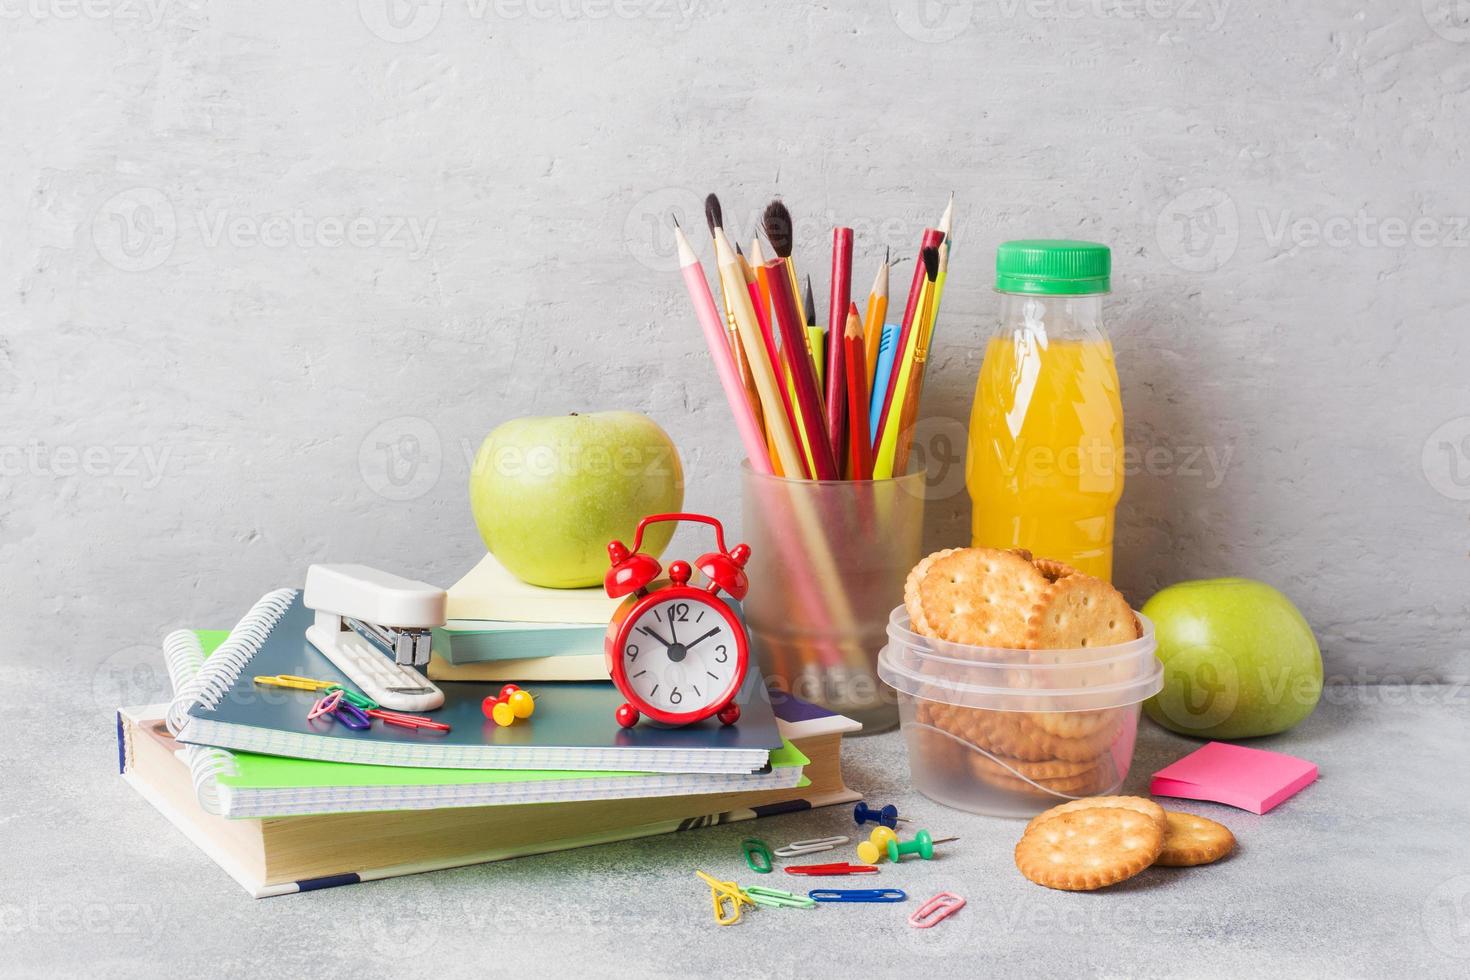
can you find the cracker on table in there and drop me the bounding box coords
[1025,571,1140,650]
[918,548,1048,648]
[1155,811,1236,867]
[1025,795,1168,836]
[1014,808,1164,891]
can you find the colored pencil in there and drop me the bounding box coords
[673,221,770,474]
[706,194,763,437]
[862,249,889,388]
[872,227,945,454]
[767,261,839,480]
[826,227,853,466]
[842,304,872,480]
[890,245,942,478]
[803,275,825,392]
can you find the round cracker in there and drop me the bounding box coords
[1032,557,1079,583]
[1025,796,1168,836]
[1025,572,1140,650]
[918,548,1048,648]
[1014,808,1164,891]
[904,548,958,636]
[973,756,1112,798]
[1155,811,1236,867]
[925,702,1121,763]
[1026,708,1121,739]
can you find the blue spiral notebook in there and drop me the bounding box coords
[170,590,782,775]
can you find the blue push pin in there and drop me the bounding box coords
[853,801,909,829]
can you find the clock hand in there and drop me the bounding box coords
[637,625,672,648]
[669,615,679,645]
[684,627,721,650]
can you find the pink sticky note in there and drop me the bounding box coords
[1150,741,1317,814]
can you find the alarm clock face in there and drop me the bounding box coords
[619,595,742,717]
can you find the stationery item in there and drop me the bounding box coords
[697,870,754,925]
[714,230,808,479]
[763,200,806,331]
[746,236,797,459]
[884,245,943,479]
[307,690,342,721]
[326,685,377,710]
[826,227,853,457]
[117,696,861,895]
[909,892,965,929]
[674,220,771,474]
[1150,741,1318,814]
[481,684,535,727]
[603,512,752,729]
[809,889,906,903]
[744,886,816,909]
[853,800,907,829]
[255,674,335,693]
[331,698,372,730]
[427,653,607,683]
[784,862,878,877]
[855,826,898,864]
[867,323,899,441]
[767,261,839,479]
[168,591,783,774]
[742,837,774,874]
[445,552,621,624]
[367,707,451,732]
[871,227,944,459]
[887,830,958,862]
[862,250,889,388]
[431,620,605,666]
[841,306,871,480]
[705,195,763,430]
[773,835,849,858]
[803,275,825,390]
[303,564,445,712]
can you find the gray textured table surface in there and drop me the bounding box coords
[7,685,1468,978]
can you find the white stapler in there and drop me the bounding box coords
[303,564,447,712]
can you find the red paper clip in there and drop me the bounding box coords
[783,862,878,877]
[909,891,965,929]
[366,708,451,732]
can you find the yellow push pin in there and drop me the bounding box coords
[856,825,899,864]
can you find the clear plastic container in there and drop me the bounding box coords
[878,607,1163,818]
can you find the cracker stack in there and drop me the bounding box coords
[904,547,1143,798]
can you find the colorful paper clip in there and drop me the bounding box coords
[366,708,451,732]
[257,674,336,693]
[307,689,344,720]
[909,892,965,929]
[334,699,372,730]
[742,837,773,874]
[325,684,379,711]
[696,870,753,926]
[744,886,816,909]
[774,835,849,859]
[808,888,906,904]
[784,862,878,877]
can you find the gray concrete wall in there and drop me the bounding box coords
[3,1,1466,696]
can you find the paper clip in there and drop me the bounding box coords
[774,835,849,859]
[334,699,372,730]
[257,674,336,693]
[784,862,878,877]
[909,892,966,929]
[695,870,753,926]
[366,708,451,732]
[808,888,907,904]
[744,886,816,909]
[325,685,379,711]
[742,837,773,874]
[307,689,344,720]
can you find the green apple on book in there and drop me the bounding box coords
[1143,577,1323,739]
[470,411,684,589]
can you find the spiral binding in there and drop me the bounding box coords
[184,745,239,815]
[165,588,298,736]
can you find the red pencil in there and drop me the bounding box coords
[842,304,872,480]
[767,261,840,480]
[826,227,853,465]
[873,227,945,447]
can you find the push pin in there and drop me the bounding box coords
[853,801,909,829]
[887,829,959,863]
[855,826,900,864]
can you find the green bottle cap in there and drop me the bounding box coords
[995,240,1111,295]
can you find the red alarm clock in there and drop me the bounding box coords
[603,512,751,729]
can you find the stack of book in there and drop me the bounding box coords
[119,555,860,898]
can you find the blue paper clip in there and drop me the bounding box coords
[808,888,907,903]
[334,699,372,730]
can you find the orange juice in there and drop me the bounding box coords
[967,241,1123,580]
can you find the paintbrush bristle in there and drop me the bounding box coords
[762,200,794,258]
[704,193,723,237]
[922,245,940,281]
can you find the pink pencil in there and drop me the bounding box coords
[674,222,772,474]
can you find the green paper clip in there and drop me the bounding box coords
[742,837,773,874]
[325,685,378,711]
[745,886,816,909]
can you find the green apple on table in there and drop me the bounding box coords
[1143,577,1322,739]
[469,411,684,589]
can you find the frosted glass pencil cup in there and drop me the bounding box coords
[740,464,926,733]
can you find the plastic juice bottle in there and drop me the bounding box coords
[966,240,1124,581]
